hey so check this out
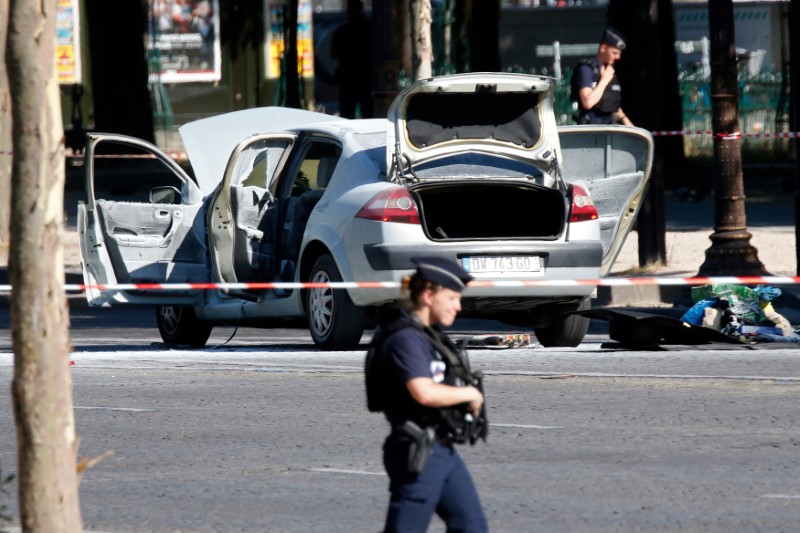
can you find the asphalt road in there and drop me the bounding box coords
[1,308,799,532]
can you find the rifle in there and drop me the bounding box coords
[425,328,489,445]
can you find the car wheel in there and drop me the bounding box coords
[305,254,366,350]
[155,306,213,348]
[533,298,591,347]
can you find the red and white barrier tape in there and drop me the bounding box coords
[1,150,189,160]
[0,275,797,294]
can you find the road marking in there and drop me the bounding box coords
[75,406,157,412]
[309,467,384,476]
[486,371,800,382]
[760,494,800,499]
[493,423,564,429]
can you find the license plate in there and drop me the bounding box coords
[461,256,542,274]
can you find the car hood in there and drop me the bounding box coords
[179,107,344,196]
[386,73,559,178]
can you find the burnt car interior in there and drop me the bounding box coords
[277,141,341,286]
[226,137,342,291]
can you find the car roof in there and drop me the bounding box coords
[180,107,348,195]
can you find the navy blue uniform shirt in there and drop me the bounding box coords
[378,311,446,426]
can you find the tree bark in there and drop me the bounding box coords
[790,0,800,275]
[6,0,82,530]
[373,0,402,117]
[85,0,154,142]
[0,0,10,249]
[284,0,302,108]
[608,0,684,268]
[469,0,500,72]
[410,0,433,80]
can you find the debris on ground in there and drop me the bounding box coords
[681,284,799,343]
[464,334,532,349]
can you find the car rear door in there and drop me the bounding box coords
[558,125,654,276]
[78,133,208,306]
[205,133,295,299]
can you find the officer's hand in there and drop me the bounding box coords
[600,64,615,84]
[467,386,484,416]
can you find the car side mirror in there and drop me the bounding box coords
[150,186,182,204]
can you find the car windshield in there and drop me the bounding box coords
[413,153,544,181]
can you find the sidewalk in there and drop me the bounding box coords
[604,189,800,324]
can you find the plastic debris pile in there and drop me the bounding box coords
[681,284,800,343]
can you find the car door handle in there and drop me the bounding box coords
[159,210,183,248]
[154,209,171,221]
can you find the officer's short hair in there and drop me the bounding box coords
[601,27,627,50]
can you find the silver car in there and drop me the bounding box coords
[78,72,653,350]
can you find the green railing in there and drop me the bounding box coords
[551,67,791,158]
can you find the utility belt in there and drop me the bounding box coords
[391,405,485,474]
[576,111,615,125]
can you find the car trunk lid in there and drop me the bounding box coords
[558,125,654,276]
[386,73,560,179]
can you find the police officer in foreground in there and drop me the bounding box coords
[570,27,634,126]
[365,257,488,532]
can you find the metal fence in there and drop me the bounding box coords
[551,68,791,159]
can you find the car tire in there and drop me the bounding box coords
[155,306,213,348]
[305,254,366,351]
[533,298,591,347]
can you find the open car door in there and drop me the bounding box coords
[205,133,295,300]
[558,125,654,276]
[78,133,208,306]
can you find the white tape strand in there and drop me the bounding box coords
[0,275,798,294]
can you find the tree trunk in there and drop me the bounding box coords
[410,0,433,80]
[85,0,154,142]
[0,0,10,249]
[469,0,500,72]
[373,0,403,117]
[284,0,302,108]
[6,0,82,530]
[608,0,682,268]
[790,0,800,275]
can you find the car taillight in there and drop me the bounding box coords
[569,184,598,223]
[355,187,420,224]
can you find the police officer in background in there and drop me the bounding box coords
[570,27,634,126]
[366,257,488,532]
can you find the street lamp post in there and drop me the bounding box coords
[698,0,767,275]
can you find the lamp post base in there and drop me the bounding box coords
[698,230,769,276]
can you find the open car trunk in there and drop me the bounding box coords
[412,182,566,241]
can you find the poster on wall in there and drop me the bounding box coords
[264,0,315,80]
[57,0,82,84]
[149,0,222,83]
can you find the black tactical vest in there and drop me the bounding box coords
[571,57,622,123]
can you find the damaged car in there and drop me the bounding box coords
[78,72,653,350]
